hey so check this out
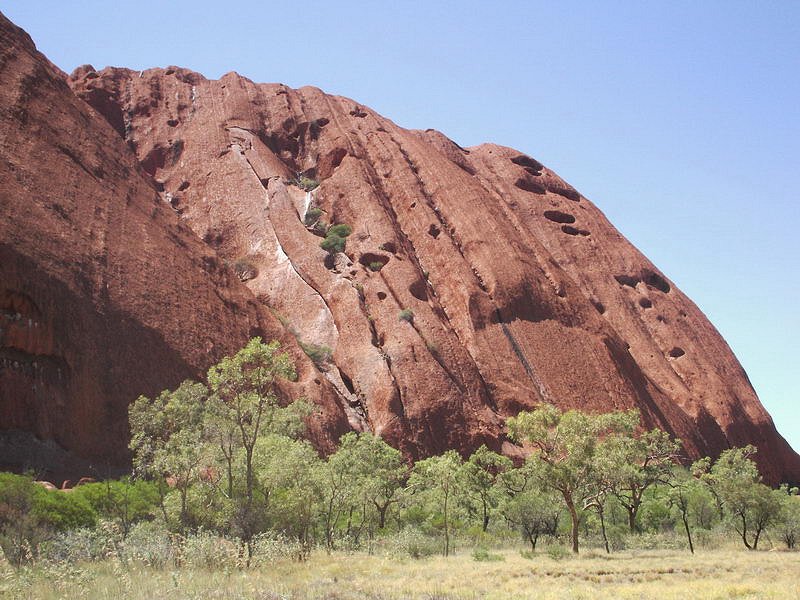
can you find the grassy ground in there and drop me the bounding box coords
[2,547,799,599]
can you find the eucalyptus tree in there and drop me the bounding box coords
[498,464,561,551]
[408,450,465,556]
[603,427,682,532]
[695,446,781,550]
[317,433,407,549]
[205,338,308,556]
[665,466,712,554]
[462,445,512,532]
[128,380,209,531]
[776,485,800,549]
[507,404,637,553]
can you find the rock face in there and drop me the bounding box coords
[1,12,798,484]
[0,13,349,479]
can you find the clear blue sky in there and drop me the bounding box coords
[4,1,798,451]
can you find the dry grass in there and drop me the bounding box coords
[2,546,799,599]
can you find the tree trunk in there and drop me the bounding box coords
[627,506,637,533]
[565,495,579,554]
[526,529,538,551]
[740,514,752,550]
[599,509,610,554]
[226,453,233,499]
[443,490,450,557]
[681,510,694,554]
[376,501,388,529]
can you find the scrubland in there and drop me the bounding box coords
[3,542,798,600]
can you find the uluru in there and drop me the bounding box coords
[1,9,798,486]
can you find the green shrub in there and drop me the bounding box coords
[378,528,440,559]
[327,223,353,238]
[313,220,329,236]
[398,308,414,323]
[299,341,333,366]
[41,525,117,563]
[233,257,257,282]
[304,207,322,226]
[251,531,305,565]
[368,261,384,272]
[320,223,353,255]
[297,175,319,191]
[287,175,319,191]
[0,473,50,565]
[472,546,504,561]
[546,545,571,561]
[182,530,240,569]
[32,491,97,532]
[320,234,346,254]
[72,479,160,535]
[121,521,174,568]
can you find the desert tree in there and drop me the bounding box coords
[205,338,307,556]
[462,445,512,532]
[507,404,636,553]
[408,450,465,556]
[695,445,781,550]
[128,380,209,531]
[498,464,560,551]
[603,426,682,532]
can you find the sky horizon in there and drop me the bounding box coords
[3,1,798,453]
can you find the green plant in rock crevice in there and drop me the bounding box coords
[398,308,414,323]
[320,223,353,255]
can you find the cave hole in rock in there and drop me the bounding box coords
[177,181,190,192]
[339,369,356,394]
[543,210,576,224]
[409,280,428,301]
[643,270,671,293]
[166,119,179,127]
[309,118,330,140]
[428,224,441,239]
[548,185,581,202]
[561,225,580,236]
[141,140,184,177]
[590,299,605,314]
[614,274,640,289]
[639,298,653,309]
[359,253,390,269]
[514,177,546,194]
[377,291,387,301]
[510,154,544,176]
[668,347,685,358]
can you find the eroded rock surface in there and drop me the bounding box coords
[0,13,349,480]
[1,11,797,484]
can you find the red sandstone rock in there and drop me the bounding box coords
[1,11,797,484]
[0,13,348,480]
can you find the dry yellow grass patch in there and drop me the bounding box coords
[2,547,799,599]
